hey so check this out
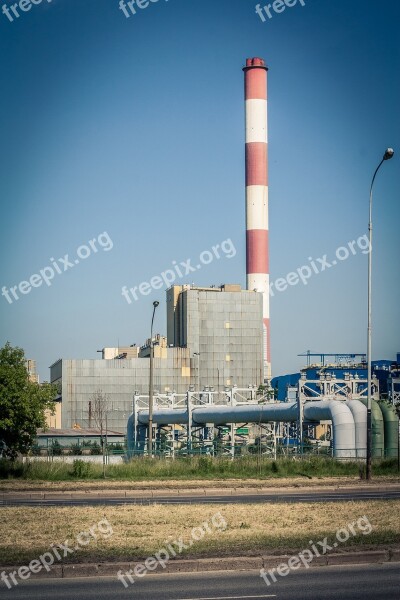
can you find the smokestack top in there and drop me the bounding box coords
[243,57,268,71]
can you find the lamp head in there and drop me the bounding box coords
[383,148,394,160]
[153,301,159,308]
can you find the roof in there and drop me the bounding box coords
[37,428,125,437]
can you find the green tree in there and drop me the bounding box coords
[0,342,57,459]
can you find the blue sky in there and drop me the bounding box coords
[0,0,399,380]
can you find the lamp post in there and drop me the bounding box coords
[366,148,394,480]
[148,300,159,457]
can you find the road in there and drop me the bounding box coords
[0,564,399,599]
[2,488,400,506]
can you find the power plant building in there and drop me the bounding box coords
[50,284,264,430]
[50,348,191,432]
[167,284,263,390]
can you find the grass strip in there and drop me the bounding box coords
[1,501,399,565]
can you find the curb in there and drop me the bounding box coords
[1,550,399,583]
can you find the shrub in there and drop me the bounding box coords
[90,442,102,455]
[0,459,25,479]
[112,442,125,454]
[271,461,279,473]
[71,459,92,478]
[69,443,82,456]
[51,441,63,456]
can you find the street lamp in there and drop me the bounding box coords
[366,148,394,480]
[148,300,159,457]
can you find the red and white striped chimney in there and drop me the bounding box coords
[243,57,270,381]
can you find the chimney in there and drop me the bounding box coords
[243,57,270,380]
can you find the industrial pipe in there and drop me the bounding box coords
[303,401,356,459]
[358,399,385,458]
[347,400,367,459]
[378,401,399,459]
[129,401,360,458]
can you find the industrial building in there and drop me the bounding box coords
[50,284,264,431]
[167,284,263,389]
[50,349,189,432]
[272,352,400,404]
[25,358,62,428]
[26,359,39,384]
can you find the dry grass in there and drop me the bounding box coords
[1,501,399,565]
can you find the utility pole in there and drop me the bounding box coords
[148,300,159,457]
[366,148,394,480]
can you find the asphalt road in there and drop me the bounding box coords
[0,564,399,599]
[2,488,400,506]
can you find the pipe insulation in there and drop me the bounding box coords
[191,403,298,426]
[136,403,299,426]
[303,401,356,458]
[378,401,399,458]
[346,400,367,458]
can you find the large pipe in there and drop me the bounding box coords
[357,399,385,458]
[378,401,399,459]
[347,400,367,459]
[191,403,298,426]
[136,404,298,426]
[243,57,270,381]
[304,401,356,459]
[137,408,188,426]
[131,401,359,458]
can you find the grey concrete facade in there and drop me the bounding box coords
[50,349,191,431]
[167,285,264,390]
